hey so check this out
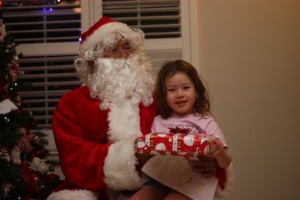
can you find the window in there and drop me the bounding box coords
[1,0,81,130]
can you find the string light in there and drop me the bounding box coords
[4,116,10,122]
[0,0,62,7]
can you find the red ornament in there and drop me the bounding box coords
[20,163,39,195]
[17,128,35,153]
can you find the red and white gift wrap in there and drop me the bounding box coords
[135,132,235,198]
[135,132,217,158]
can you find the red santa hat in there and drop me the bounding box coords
[79,16,133,54]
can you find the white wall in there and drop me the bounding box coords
[197,0,300,199]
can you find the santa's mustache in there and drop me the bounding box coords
[86,56,154,111]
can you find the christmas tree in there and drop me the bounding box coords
[0,20,59,200]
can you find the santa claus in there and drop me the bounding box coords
[47,16,233,200]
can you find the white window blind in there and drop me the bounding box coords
[17,55,81,129]
[1,0,81,43]
[101,0,181,38]
[1,0,81,129]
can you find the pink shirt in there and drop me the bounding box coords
[151,113,227,146]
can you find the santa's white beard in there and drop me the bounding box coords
[86,55,154,111]
[86,55,154,143]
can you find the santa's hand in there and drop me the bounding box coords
[188,156,217,178]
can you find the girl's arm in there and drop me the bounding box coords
[206,138,232,168]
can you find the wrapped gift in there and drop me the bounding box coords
[135,132,218,158]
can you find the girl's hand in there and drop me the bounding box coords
[205,138,225,158]
[204,138,232,169]
[188,156,217,178]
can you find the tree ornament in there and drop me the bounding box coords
[16,127,34,153]
[10,146,21,165]
[30,157,48,174]
[3,182,13,198]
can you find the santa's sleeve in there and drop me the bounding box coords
[52,90,110,192]
[215,163,234,198]
[53,88,156,191]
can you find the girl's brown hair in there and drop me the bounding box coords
[156,59,210,118]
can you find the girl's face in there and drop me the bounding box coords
[165,72,196,116]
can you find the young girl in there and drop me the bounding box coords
[131,59,232,200]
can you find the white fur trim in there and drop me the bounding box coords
[103,88,144,190]
[81,22,132,54]
[103,135,142,190]
[47,189,98,200]
[108,100,142,142]
[215,163,235,198]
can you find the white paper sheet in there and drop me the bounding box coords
[142,155,218,200]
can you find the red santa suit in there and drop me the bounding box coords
[50,86,156,199]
